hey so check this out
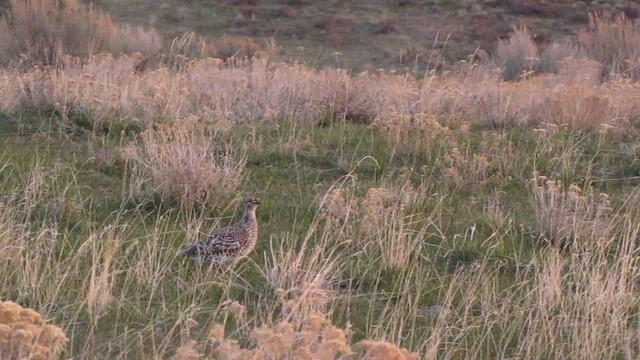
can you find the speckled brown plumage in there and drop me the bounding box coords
[178,198,260,265]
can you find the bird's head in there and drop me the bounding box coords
[246,197,261,211]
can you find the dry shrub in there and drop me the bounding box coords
[578,12,640,78]
[495,26,579,80]
[174,340,201,360]
[357,340,419,360]
[537,41,580,74]
[495,26,540,81]
[122,122,246,209]
[529,172,614,248]
[0,301,68,360]
[0,0,162,66]
[206,313,417,360]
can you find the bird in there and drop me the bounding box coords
[178,198,261,265]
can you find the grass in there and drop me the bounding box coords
[83,0,602,72]
[5,2,640,358]
[3,104,640,358]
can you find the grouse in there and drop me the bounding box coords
[178,198,260,265]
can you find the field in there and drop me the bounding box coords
[85,0,630,72]
[4,0,640,359]
[1,0,627,72]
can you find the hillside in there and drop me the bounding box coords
[87,0,640,71]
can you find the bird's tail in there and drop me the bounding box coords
[177,245,197,257]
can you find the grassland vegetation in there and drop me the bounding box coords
[4,1,640,359]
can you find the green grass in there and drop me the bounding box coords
[2,110,640,358]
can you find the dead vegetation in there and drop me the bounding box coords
[122,121,246,209]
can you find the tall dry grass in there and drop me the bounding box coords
[168,31,276,66]
[2,53,640,130]
[319,173,432,270]
[0,0,162,66]
[578,12,640,78]
[494,12,640,81]
[122,121,246,209]
[529,172,614,249]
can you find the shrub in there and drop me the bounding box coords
[494,26,580,81]
[204,313,417,360]
[536,41,580,74]
[495,26,540,81]
[0,300,68,360]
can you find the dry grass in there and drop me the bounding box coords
[3,125,640,359]
[578,12,640,78]
[3,52,640,130]
[166,31,276,71]
[529,172,614,249]
[122,121,246,209]
[318,174,431,270]
[82,225,124,319]
[0,0,162,66]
